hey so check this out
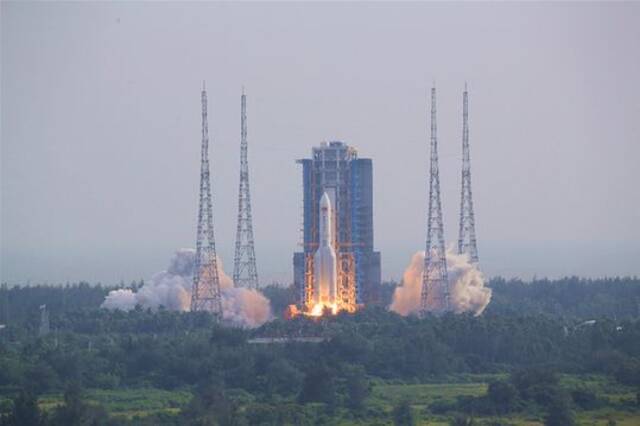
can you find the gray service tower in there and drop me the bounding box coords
[294,141,381,310]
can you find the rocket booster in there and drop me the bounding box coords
[313,192,338,306]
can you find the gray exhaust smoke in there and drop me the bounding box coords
[101,249,272,328]
[390,249,491,316]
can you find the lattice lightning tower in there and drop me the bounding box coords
[190,82,223,315]
[39,304,50,337]
[458,83,479,263]
[233,89,259,289]
[421,86,450,315]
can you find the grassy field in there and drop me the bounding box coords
[368,380,487,424]
[356,374,640,426]
[39,387,191,419]
[32,374,639,425]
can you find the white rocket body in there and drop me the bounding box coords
[313,192,338,306]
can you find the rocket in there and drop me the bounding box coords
[313,192,338,306]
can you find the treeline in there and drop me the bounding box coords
[2,276,640,327]
[379,276,640,320]
[0,282,111,327]
[485,276,640,319]
[0,282,294,327]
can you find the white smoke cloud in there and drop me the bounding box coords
[101,249,272,328]
[101,288,137,311]
[221,287,273,328]
[390,249,491,316]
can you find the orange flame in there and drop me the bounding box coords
[309,302,338,317]
[285,303,339,319]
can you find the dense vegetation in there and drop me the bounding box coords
[3,276,639,325]
[0,277,639,425]
[484,277,640,319]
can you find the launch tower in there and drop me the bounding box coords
[458,84,479,263]
[233,90,259,289]
[293,142,381,313]
[190,83,223,315]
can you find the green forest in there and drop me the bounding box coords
[1,277,639,425]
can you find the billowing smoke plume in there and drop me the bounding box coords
[390,250,491,316]
[101,249,272,328]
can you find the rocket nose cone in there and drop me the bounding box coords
[320,192,331,209]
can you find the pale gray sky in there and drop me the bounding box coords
[2,2,639,285]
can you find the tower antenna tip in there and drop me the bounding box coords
[202,80,206,91]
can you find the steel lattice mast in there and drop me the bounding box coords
[190,82,223,315]
[233,89,259,289]
[458,83,479,263]
[421,86,450,315]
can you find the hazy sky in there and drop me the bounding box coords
[2,2,639,285]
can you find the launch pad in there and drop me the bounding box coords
[288,192,357,318]
[292,141,381,317]
[302,251,357,316]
